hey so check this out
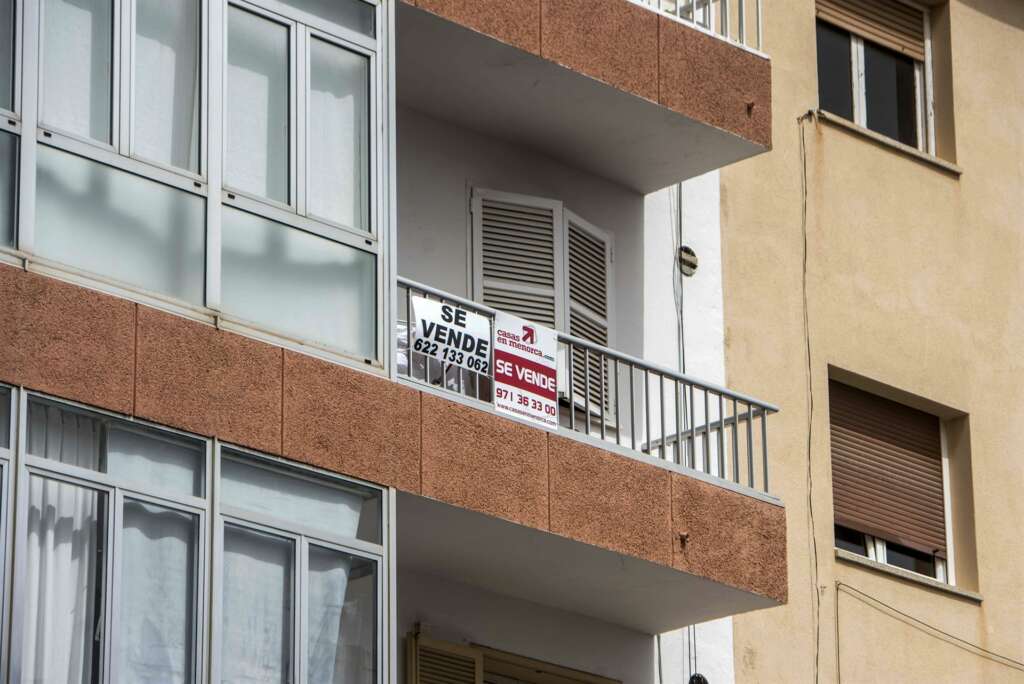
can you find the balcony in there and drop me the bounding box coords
[397,0,772,193]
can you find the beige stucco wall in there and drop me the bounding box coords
[721,1,1024,682]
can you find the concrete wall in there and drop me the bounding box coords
[721,1,1024,681]
[398,570,655,684]
[396,105,645,357]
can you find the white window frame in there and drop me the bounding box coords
[2,388,392,684]
[2,0,392,371]
[823,1,935,155]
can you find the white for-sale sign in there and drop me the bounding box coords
[410,297,492,374]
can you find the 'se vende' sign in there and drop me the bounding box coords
[493,311,558,429]
[410,297,492,374]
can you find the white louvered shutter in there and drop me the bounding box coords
[407,635,483,684]
[472,189,564,330]
[565,211,613,411]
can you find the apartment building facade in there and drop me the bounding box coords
[720,0,1024,682]
[0,1,787,683]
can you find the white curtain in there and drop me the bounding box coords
[22,477,104,683]
[307,547,351,684]
[222,525,293,684]
[118,500,196,684]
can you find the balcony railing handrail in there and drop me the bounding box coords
[398,276,778,413]
[397,276,776,493]
[636,0,765,54]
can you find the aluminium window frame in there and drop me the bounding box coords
[209,443,388,684]
[0,386,15,681]
[820,0,935,155]
[8,390,214,684]
[3,0,392,372]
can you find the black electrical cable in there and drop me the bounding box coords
[798,110,822,684]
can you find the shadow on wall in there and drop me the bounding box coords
[959,0,1024,31]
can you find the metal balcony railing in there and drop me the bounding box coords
[397,277,778,494]
[638,0,764,53]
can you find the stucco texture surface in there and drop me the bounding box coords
[421,394,548,529]
[721,1,1024,681]
[135,306,283,454]
[0,265,135,414]
[283,351,422,492]
[406,0,540,53]
[548,434,673,566]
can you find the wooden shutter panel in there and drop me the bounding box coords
[473,189,562,330]
[817,0,926,61]
[828,381,946,556]
[407,634,483,684]
[565,211,613,410]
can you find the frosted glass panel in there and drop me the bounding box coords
[309,39,369,232]
[280,0,374,37]
[35,144,205,304]
[134,0,201,172]
[1,0,13,111]
[222,526,293,684]
[42,0,113,143]
[0,130,14,247]
[226,6,289,203]
[308,548,376,684]
[21,477,106,684]
[119,501,197,684]
[221,456,380,544]
[107,425,205,497]
[221,207,376,358]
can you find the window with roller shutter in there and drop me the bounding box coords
[828,380,951,581]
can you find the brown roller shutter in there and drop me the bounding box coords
[817,0,926,62]
[828,381,946,557]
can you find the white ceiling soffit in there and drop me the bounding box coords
[397,3,763,194]
[397,492,778,634]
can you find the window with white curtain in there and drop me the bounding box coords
[6,391,387,684]
[4,0,385,364]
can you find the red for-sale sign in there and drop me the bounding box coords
[493,311,558,429]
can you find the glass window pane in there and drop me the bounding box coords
[308,547,377,684]
[21,476,107,684]
[816,21,853,121]
[27,399,104,469]
[1,0,13,111]
[0,387,10,449]
[0,129,15,247]
[28,399,206,496]
[221,207,377,358]
[134,0,201,172]
[833,525,867,556]
[886,541,936,577]
[222,525,294,684]
[309,39,369,232]
[41,0,113,143]
[119,500,198,683]
[35,144,206,304]
[864,41,918,147]
[221,456,381,544]
[226,6,290,204]
[279,0,374,38]
[107,425,205,497]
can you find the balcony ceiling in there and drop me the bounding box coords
[397,3,765,194]
[398,492,778,634]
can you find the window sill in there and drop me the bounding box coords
[816,110,963,177]
[835,548,982,603]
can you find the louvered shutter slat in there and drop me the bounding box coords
[817,0,926,61]
[477,192,559,329]
[410,635,483,684]
[829,381,946,556]
[566,215,612,413]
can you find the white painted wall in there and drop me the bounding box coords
[643,172,735,684]
[396,105,645,357]
[398,570,656,684]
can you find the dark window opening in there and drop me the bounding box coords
[834,525,868,556]
[864,41,918,147]
[816,21,854,120]
[886,541,937,577]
